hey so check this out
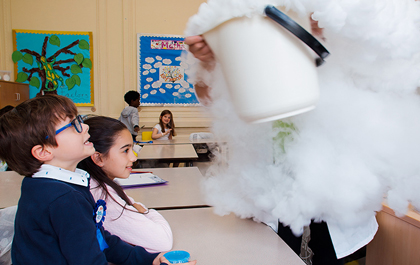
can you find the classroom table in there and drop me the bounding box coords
[137,143,198,166]
[126,167,208,210]
[137,135,227,165]
[0,167,207,210]
[0,171,24,208]
[160,207,305,265]
[139,134,220,145]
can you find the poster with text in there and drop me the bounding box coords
[138,34,199,105]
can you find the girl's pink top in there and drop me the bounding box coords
[90,179,173,253]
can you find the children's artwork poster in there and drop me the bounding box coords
[12,30,94,106]
[137,34,199,105]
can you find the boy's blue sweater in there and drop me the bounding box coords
[12,177,159,265]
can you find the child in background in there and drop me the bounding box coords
[78,116,173,253]
[152,110,176,140]
[119,90,141,141]
[0,95,194,265]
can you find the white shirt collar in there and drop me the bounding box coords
[32,164,90,187]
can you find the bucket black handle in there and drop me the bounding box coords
[264,5,330,66]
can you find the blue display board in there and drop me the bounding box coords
[137,34,199,105]
[13,29,93,106]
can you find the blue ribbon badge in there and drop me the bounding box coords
[93,199,109,251]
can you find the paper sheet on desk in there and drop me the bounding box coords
[115,173,167,188]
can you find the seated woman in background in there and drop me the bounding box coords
[152,110,176,140]
[78,116,173,253]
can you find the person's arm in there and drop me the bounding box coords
[131,108,140,133]
[185,35,214,63]
[122,207,174,252]
[152,126,171,140]
[185,36,215,105]
[49,191,109,264]
[151,127,160,139]
[103,226,159,265]
[133,202,148,213]
[51,189,158,265]
[102,189,173,253]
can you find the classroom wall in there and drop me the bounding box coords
[0,0,211,132]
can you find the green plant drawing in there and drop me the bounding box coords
[12,35,92,96]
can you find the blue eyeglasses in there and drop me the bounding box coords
[46,115,84,139]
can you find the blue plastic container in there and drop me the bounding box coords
[163,250,190,264]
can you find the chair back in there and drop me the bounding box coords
[142,131,153,141]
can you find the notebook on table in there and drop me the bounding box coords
[115,173,167,188]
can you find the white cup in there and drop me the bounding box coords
[203,7,321,123]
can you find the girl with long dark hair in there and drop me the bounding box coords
[151,110,176,140]
[78,116,173,253]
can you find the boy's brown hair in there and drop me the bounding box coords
[0,95,78,176]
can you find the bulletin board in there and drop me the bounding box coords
[137,34,199,105]
[12,29,94,106]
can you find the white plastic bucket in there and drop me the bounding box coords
[202,6,324,123]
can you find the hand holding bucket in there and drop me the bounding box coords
[192,5,329,123]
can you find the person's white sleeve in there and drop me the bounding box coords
[328,215,378,259]
[94,186,173,253]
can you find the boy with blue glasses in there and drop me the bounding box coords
[0,95,195,265]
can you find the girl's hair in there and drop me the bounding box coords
[77,116,135,214]
[159,110,176,136]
